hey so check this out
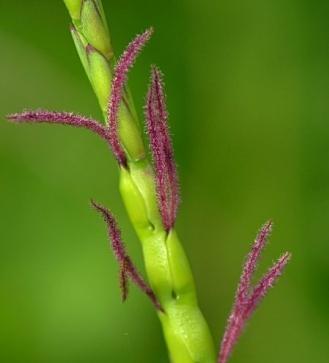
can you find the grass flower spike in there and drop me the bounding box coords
[6,1,291,362]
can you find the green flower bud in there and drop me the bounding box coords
[118,108,146,161]
[86,45,112,116]
[70,25,90,81]
[63,0,83,21]
[80,0,113,59]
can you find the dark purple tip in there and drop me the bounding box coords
[86,43,96,54]
[91,200,163,311]
[107,28,154,167]
[145,65,179,232]
[119,258,129,302]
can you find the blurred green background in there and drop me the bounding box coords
[1,0,329,362]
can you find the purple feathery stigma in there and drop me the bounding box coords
[152,66,179,227]
[237,220,272,304]
[218,222,291,363]
[145,77,168,229]
[244,252,291,320]
[91,200,163,311]
[7,110,109,141]
[218,312,244,363]
[107,28,154,166]
[145,66,179,232]
[91,200,128,301]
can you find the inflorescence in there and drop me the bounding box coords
[7,28,291,363]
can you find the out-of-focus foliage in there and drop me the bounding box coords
[0,1,328,362]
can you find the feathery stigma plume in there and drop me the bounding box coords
[245,252,291,319]
[237,220,272,303]
[7,110,108,140]
[218,221,291,363]
[91,200,163,311]
[107,28,154,166]
[145,65,179,232]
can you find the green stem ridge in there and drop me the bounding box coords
[63,0,216,362]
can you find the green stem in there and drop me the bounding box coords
[63,1,216,362]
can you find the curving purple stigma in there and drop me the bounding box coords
[237,220,272,304]
[7,110,109,141]
[124,255,163,312]
[91,200,163,311]
[107,28,154,166]
[244,252,291,320]
[145,65,179,232]
[218,222,291,363]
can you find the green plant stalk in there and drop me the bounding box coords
[63,1,216,362]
